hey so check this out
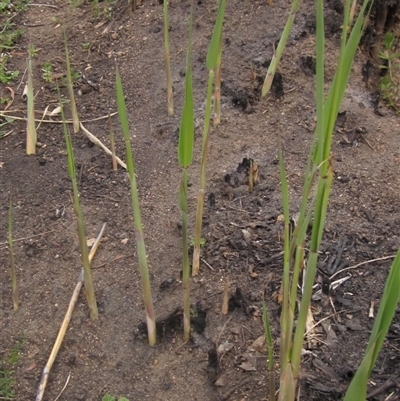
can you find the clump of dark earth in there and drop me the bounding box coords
[300,56,316,76]
[137,302,207,341]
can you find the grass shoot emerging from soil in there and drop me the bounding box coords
[261,0,301,97]
[115,66,156,346]
[60,98,98,321]
[192,0,226,276]
[163,0,174,116]
[64,31,80,133]
[267,0,399,400]
[178,10,194,341]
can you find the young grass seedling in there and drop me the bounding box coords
[115,66,156,346]
[108,108,118,171]
[64,31,80,133]
[26,45,36,155]
[261,0,301,97]
[263,0,373,399]
[8,196,18,311]
[213,32,223,126]
[262,299,275,401]
[178,11,194,341]
[163,0,174,116]
[61,99,98,321]
[192,0,226,276]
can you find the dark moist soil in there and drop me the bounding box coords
[1,1,400,400]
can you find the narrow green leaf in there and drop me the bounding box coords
[178,11,194,168]
[206,0,227,69]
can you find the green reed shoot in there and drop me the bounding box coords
[108,110,118,171]
[26,46,36,155]
[208,0,226,126]
[262,299,275,401]
[64,31,79,133]
[61,98,98,321]
[8,197,18,311]
[192,0,226,276]
[213,33,222,126]
[163,0,174,116]
[178,11,194,341]
[261,0,301,97]
[115,67,156,346]
[265,0,372,399]
[344,250,400,401]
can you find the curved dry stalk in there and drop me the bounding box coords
[35,223,106,401]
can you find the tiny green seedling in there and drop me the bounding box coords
[82,42,91,50]
[42,62,53,83]
[0,54,19,84]
[190,237,206,247]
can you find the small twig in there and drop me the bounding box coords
[28,2,59,8]
[35,224,106,401]
[305,309,349,336]
[0,111,118,124]
[330,255,396,280]
[200,258,214,271]
[0,230,54,248]
[80,122,127,170]
[53,372,71,401]
[221,377,252,401]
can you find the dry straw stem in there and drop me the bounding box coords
[221,276,229,314]
[0,110,118,123]
[35,223,106,401]
[80,122,127,169]
[26,51,37,155]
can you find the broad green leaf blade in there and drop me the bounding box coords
[206,0,227,69]
[178,12,194,169]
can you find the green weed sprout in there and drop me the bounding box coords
[64,31,79,133]
[61,100,98,321]
[163,0,174,116]
[178,11,194,341]
[115,66,156,346]
[261,0,301,97]
[268,0,372,399]
[26,46,36,155]
[8,196,18,311]
[192,0,226,276]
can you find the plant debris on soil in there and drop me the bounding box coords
[1,0,400,400]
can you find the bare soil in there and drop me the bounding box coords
[1,1,400,400]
